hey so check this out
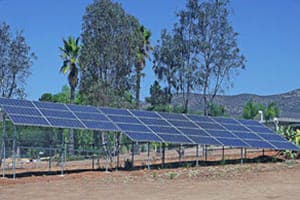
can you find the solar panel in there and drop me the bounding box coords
[82,120,119,131]
[117,123,150,132]
[108,115,140,124]
[40,109,75,119]
[9,115,50,126]
[188,136,222,145]
[99,107,132,116]
[139,118,170,126]
[2,106,41,116]
[75,112,109,121]
[67,104,100,113]
[157,133,193,144]
[130,110,160,118]
[217,138,249,147]
[168,120,198,128]
[0,98,34,107]
[186,115,214,123]
[148,126,181,135]
[0,97,299,151]
[47,117,85,129]
[178,128,210,137]
[244,140,274,149]
[124,131,162,142]
[33,101,68,110]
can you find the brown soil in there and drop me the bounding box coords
[0,161,299,200]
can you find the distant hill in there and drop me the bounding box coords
[171,89,300,118]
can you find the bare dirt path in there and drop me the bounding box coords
[0,162,299,200]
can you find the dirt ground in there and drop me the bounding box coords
[0,161,299,200]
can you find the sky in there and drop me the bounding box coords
[0,0,300,100]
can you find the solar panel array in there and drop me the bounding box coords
[0,97,299,151]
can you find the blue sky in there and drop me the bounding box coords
[0,0,300,100]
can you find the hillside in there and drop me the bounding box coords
[171,89,300,118]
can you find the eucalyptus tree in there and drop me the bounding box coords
[192,0,245,115]
[59,36,81,155]
[0,22,36,98]
[80,0,141,108]
[0,22,35,166]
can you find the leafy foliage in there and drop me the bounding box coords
[79,0,142,108]
[0,22,36,98]
[242,100,279,121]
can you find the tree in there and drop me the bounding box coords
[242,100,264,120]
[0,22,36,98]
[0,22,36,167]
[242,100,280,121]
[145,81,171,111]
[191,0,246,115]
[134,26,152,109]
[80,0,141,108]
[207,103,227,116]
[153,0,245,115]
[59,36,81,155]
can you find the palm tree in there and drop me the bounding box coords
[59,36,80,155]
[135,26,152,109]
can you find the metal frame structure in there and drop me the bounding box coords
[0,97,299,179]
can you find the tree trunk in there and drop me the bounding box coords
[68,86,75,155]
[135,68,141,109]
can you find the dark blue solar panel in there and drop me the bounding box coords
[246,126,273,134]
[238,119,261,126]
[188,136,222,145]
[3,106,41,116]
[232,131,262,140]
[0,98,34,107]
[269,141,299,151]
[168,120,198,128]
[67,104,100,113]
[158,112,186,120]
[82,120,118,131]
[257,133,286,142]
[149,126,181,135]
[47,118,84,128]
[213,117,239,124]
[33,101,68,110]
[157,134,193,144]
[222,124,250,132]
[130,110,160,118]
[244,140,274,149]
[99,107,132,116]
[139,118,169,126]
[178,128,209,137]
[9,115,49,126]
[207,130,237,138]
[108,115,140,124]
[75,112,109,121]
[40,109,75,119]
[124,132,162,142]
[217,138,249,147]
[117,123,150,132]
[196,122,225,130]
[186,115,214,123]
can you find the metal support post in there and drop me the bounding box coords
[222,146,225,161]
[1,115,6,178]
[205,145,208,162]
[147,142,150,170]
[162,143,165,168]
[116,133,120,170]
[131,141,135,169]
[61,131,65,176]
[244,148,247,160]
[12,126,17,179]
[240,148,244,164]
[92,143,95,170]
[196,145,199,167]
[262,149,265,156]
